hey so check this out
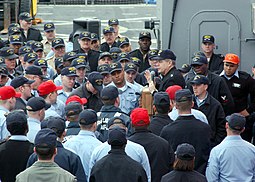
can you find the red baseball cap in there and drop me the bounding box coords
[0,86,21,100]
[65,95,87,105]
[38,80,62,96]
[130,108,150,126]
[165,85,182,100]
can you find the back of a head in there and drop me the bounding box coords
[6,110,28,135]
[130,108,150,129]
[46,116,66,138]
[153,92,170,114]
[65,102,83,121]
[78,109,97,130]
[108,126,127,149]
[175,89,193,112]
[101,85,119,105]
[226,113,246,135]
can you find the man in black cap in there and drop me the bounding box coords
[70,71,103,111]
[0,66,10,87]
[26,116,86,182]
[178,63,191,77]
[16,45,33,73]
[97,85,131,142]
[10,75,34,113]
[18,12,43,42]
[0,47,21,79]
[201,35,224,72]
[31,41,44,58]
[161,143,207,182]
[149,92,173,136]
[90,127,148,182]
[46,38,66,71]
[124,62,143,91]
[9,35,24,55]
[71,58,88,85]
[97,64,112,86]
[129,31,152,72]
[23,52,38,69]
[108,18,121,39]
[25,65,46,97]
[42,22,56,56]
[75,31,100,72]
[145,49,185,92]
[206,113,255,181]
[98,52,113,66]
[26,97,50,143]
[160,89,211,174]
[65,102,83,138]
[0,110,34,182]
[90,33,100,51]
[109,47,121,62]
[129,108,173,182]
[100,26,118,52]
[117,37,132,53]
[64,109,102,180]
[117,52,131,67]
[16,128,76,182]
[186,55,235,116]
[191,75,226,146]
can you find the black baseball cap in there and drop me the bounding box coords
[65,102,83,117]
[19,12,33,21]
[98,52,112,61]
[101,85,119,100]
[78,109,97,125]
[103,26,115,34]
[79,31,91,40]
[176,143,196,161]
[175,89,193,102]
[0,66,8,76]
[117,52,130,63]
[130,57,141,68]
[191,55,208,66]
[109,62,122,74]
[91,33,99,41]
[47,116,66,135]
[10,76,34,89]
[9,35,23,45]
[124,63,137,72]
[8,26,21,36]
[34,128,57,148]
[0,47,18,59]
[52,38,65,49]
[71,58,86,69]
[108,19,119,26]
[97,64,110,75]
[178,64,191,74]
[25,65,45,78]
[108,127,127,146]
[34,58,48,68]
[202,35,215,44]
[6,110,27,126]
[26,97,51,112]
[23,52,38,63]
[61,67,78,77]
[139,31,151,40]
[63,51,77,62]
[153,92,170,105]
[190,75,209,85]
[118,37,130,48]
[55,57,64,69]
[31,42,44,52]
[107,116,127,128]
[19,46,33,56]
[154,49,176,61]
[148,49,159,59]
[44,22,55,32]
[226,113,246,131]
[88,72,103,92]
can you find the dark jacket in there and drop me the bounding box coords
[14,98,27,114]
[208,53,224,73]
[186,71,235,116]
[0,139,34,182]
[161,170,207,182]
[160,115,211,174]
[149,114,173,136]
[70,84,103,112]
[75,48,100,72]
[100,41,118,52]
[89,148,148,182]
[66,121,80,136]
[129,49,150,73]
[129,128,173,182]
[20,27,43,42]
[193,93,226,146]
[158,66,186,91]
[26,141,86,182]
[97,105,131,142]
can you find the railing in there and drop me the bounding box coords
[39,0,156,5]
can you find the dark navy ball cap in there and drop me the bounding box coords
[26,97,51,112]
[78,109,97,125]
[44,22,55,32]
[226,113,246,131]
[101,85,119,100]
[47,116,66,135]
[108,126,127,146]
[176,143,196,161]
[34,128,57,147]
[191,55,208,66]
[10,75,35,89]
[175,89,193,102]
[153,92,170,106]
[88,72,104,92]
[6,110,27,126]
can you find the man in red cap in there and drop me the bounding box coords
[66,95,87,107]
[220,53,255,142]
[0,86,21,141]
[38,80,65,118]
[129,108,174,182]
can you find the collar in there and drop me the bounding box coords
[28,117,41,124]
[220,70,239,80]
[224,135,242,140]
[9,135,29,141]
[78,130,96,137]
[109,148,126,155]
[0,105,9,112]
[194,92,208,107]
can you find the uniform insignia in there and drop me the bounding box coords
[232,83,241,88]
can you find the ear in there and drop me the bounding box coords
[33,147,36,153]
[152,105,156,112]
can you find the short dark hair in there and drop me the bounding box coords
[7,122,28,135]
[173,157,194,171]
[175,100,192,112]
[35,144,55,160]
[155,104,169,114]
[80,123,94,130]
